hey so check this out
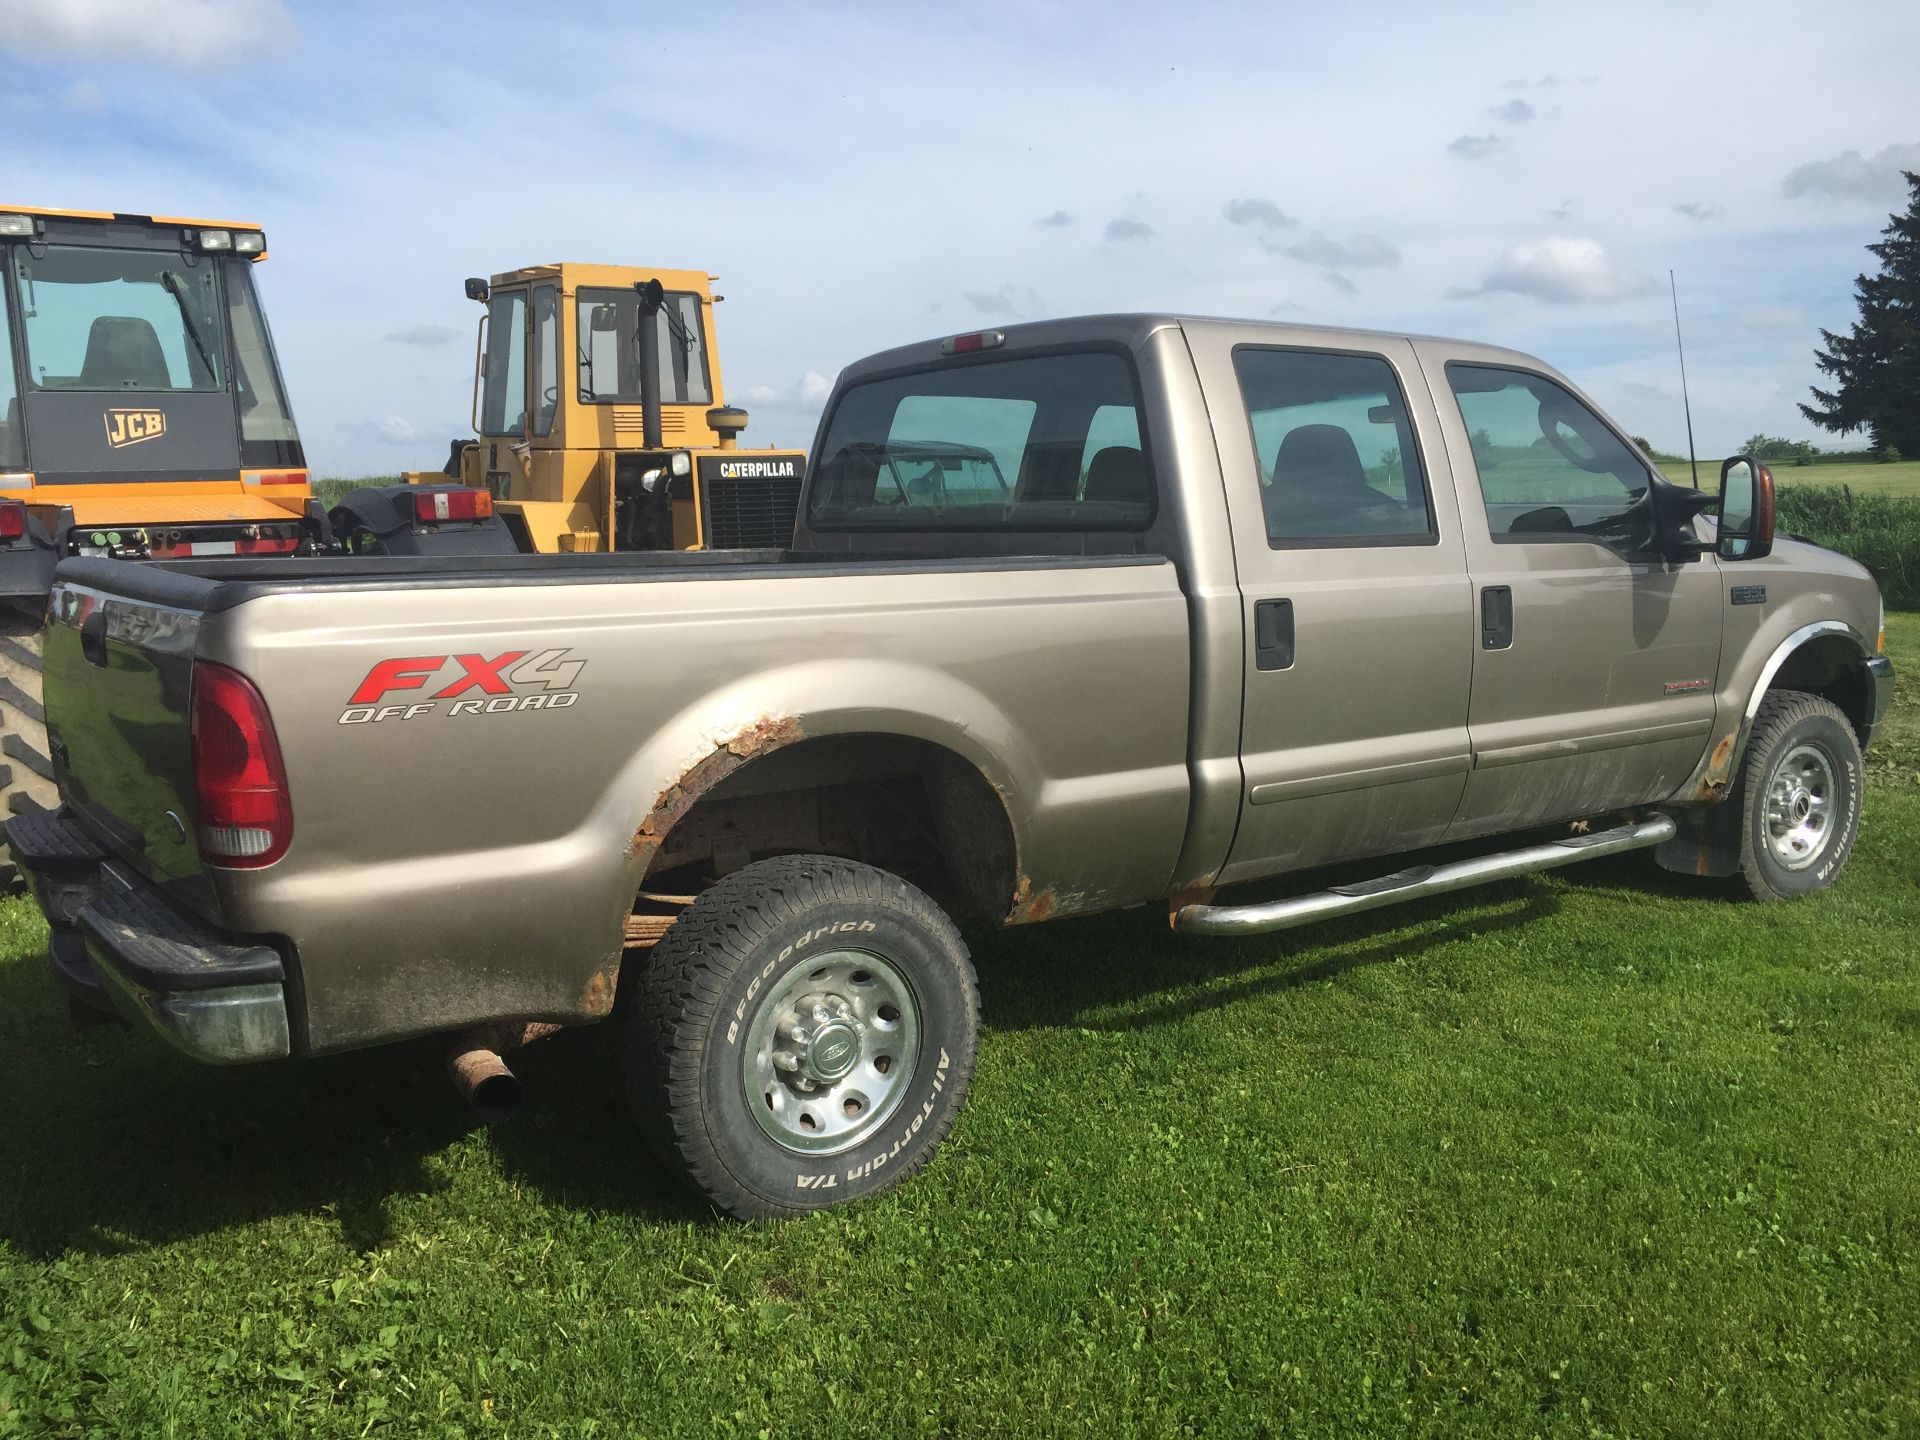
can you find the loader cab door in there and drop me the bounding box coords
[478,287,528,440]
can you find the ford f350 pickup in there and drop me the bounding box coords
[7,315,1895,1217]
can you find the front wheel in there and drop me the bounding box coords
[1733,690,1863,902]
[625,855,981,1219]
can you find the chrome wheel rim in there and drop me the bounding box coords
[741,950,920,1155]
[1763,741,1837,871]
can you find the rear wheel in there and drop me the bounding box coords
[625,855,980,1219]
[0,608,58,885]
[1733,690,1863,902]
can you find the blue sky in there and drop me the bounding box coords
[3,0,1916,476]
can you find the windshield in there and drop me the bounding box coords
[576,287,711,405]
[480,289,526,437]
[12,245,225,392]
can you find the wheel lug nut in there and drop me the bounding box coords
[772,1049,800,1073]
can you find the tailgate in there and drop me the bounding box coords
[42,577,204,889]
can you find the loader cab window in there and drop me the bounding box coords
[530,284,559,437]
[575,288,712,406]
[221,257,303,466]
[480,288,527,437]
[0,283,20,467]
[12,245,225,392]
[809,350,1154,530]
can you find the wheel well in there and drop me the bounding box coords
[1769,634,1872,742]
[634,734,1018,922]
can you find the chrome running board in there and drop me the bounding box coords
[1173,814,1678,937]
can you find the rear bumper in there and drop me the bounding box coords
[1862,655,1895,750]
[5,806,291,1064]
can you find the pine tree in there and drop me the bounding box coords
[1800,171,1920,454]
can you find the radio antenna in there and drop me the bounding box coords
[1669,268,1699,487]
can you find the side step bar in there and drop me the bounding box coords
[1173,814,1677,937]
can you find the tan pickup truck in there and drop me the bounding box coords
[7,315,1894,1218]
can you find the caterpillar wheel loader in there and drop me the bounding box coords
[0,204,505,877]
[366,263,806,556]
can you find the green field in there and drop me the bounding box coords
[1715,459,1920,499]
[2,626,1916,1436]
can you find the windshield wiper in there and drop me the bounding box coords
[161,270,220,386]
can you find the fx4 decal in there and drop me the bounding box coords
[339,649,586,725]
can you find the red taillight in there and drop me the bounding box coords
[413,488,493,524]
[256,471,306,486]
[191,661,292,868]
[234,535,300,555]
[0,501,23,541]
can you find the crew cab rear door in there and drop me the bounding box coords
[1181,324,1474,884]
[1414,343,1724,836]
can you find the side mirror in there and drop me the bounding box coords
[464,277,489,303]
[589,303,620,333]
[1717,455,1775,561]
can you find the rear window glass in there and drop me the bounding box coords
[807,352,1153,530]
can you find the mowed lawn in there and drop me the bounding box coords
[1762,459,1920,499]
[1,628,1916,1437]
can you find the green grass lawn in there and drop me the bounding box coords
[1753,459,1920,499]
[2,628,1916,1437]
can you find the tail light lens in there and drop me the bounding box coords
[191,661,292,867]
[413,488,493,524]
[0,500,24,541]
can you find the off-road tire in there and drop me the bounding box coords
[1732,689,1863,902]
[0,610,58,886]
[625,855,980,1219]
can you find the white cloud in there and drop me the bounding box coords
[962,284,1045,320]
[62,79,104,112]
[384,323,459,347]
[1781,142,1920,201]
[1223,197,1295,230]
[1266,231,1400,270]
[1035,210,1074,228]
[0,0,296,69]
[1104,216,1154,243]
[1453,237,1652,304]
[1673,201,1725,221]
[738,371,833,407]
[1448,134,1502,160]
[1732,303,1808,333]
[1494,98,1535,124]
[342,414,416,445]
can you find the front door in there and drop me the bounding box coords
[1417,348,1725,837]
[1185,329,1475,885]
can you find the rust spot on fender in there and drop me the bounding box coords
[581,963,620,1017]
[1692,731,1738,802]
[1004,875,1056,926]
[1166,883,1218,930]
[627,715,806,864]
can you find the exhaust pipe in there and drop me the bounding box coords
[635,277,665,451]
[445,1021,563,1124]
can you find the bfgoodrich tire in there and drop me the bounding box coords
[626,855,981,1219]
[0,609,59,885]
[1733,689,1863,902]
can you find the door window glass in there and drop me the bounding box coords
[1233,348,1434,545]
[808,352,1153,530]
[222,257,303,465]
[479,289,526,437]
[0,284,20,467]
[1447,364,1653,549]
[530,284,559,437]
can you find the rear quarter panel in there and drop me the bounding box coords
[203,560,1191,1053]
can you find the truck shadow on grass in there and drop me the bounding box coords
[0,962,704,1260]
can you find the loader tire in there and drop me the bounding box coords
[625,855,980,1219]
[0,609,59,887]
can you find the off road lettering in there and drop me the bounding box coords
[341,650,583,723]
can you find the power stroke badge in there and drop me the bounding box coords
[339,648,585,724]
